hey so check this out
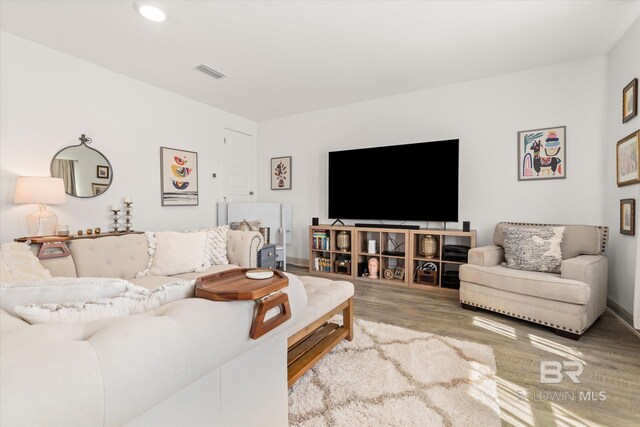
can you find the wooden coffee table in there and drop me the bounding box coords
[195,268,291,339]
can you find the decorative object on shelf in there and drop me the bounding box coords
[367,257,379,279]
[91,183,108,196]
[334,258,351,275]
[51,134,113,198]
[96,165,110,179]
[394,267,405,280]
[94,227,101,234]
[123,198,133,231]
[419,235,437,258]
[620,198,636,236]
[312,217,319,226]
[415,262,438,285]
[160,146,198,206]
[259,227,271,243]
[336,230,350,251]
[77,230,83,236]
[271,156,292,190]
[623,78,638,123]
[367,239,377,254]
[86,228,93,235]
[14,176,66,236]
[111,206,121,232]
[56,224,69,237]
[383,268,394,280]
[616,130,640,187]
[518,126,566,180]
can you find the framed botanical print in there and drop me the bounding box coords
[616,130,640,187]
[160,147,198,206]
[518,126,566,180]
[623,78,638,123]
[271,156,291,190]
[620,199,635,236]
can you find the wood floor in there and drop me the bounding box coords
[288,266,640,427]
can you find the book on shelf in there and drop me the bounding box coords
[312,230,330,250]
[313,257,331,272]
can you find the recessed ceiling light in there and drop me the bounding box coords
[134,1,167,22]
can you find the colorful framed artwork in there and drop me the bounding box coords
[271,156,292,190]
[518,126,566,180]
[620,199,635,236]
[623,78,638,123]
[616,130,640,187]
[160,147,198,206]
[91,183,108,196]
[96,165,110,179]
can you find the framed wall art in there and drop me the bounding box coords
[620,199,635,236]
[271,156,292,190]
[91,183,108,196]
[518,126,566,180]
[616,130,640,187]
[96,165,110,179]
[160,147,198,206]
[623,78,638,123]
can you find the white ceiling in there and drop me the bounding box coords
[1,1,639,121]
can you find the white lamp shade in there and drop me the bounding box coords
[14,177,66,205]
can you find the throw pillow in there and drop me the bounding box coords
[229,219,261,231]
[14,279,195,324]
[200,225,229,265]
[502,226,565,273]
[0,277,130,316]
[0,242,52,282]
[149,231,210,276]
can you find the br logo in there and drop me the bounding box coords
[540,361,583,384]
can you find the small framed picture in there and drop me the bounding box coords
[623,78,638,123]
[616,130,640,187]
[394,267,405,280]
[91,183,108,196]
[620,199,635,236]
[96,165,110,179]
[518,126,566,180]
[271,156,292,190]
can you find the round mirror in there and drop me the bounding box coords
[50,134,113,198]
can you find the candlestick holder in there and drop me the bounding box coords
[124,202,133,232]
[111,209,121,232]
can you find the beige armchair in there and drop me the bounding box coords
[459,222,608,340]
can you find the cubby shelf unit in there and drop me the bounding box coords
[308,225,477,291]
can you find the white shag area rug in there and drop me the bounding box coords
[289,319,500,427]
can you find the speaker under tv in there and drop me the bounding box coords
[328,139,459,222]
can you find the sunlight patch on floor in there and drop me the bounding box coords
[549,401,599,427]
[473,316,517,339]
[496,376,535,426]
[528,334,586,364]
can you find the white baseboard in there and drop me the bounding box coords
[607,298,640,339]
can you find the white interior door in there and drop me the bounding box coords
[222,128,256,202]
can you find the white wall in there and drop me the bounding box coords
[257,56,608,263]
[605,17,640,316]
[0,33,256,242]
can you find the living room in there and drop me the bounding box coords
[1,1,639,426]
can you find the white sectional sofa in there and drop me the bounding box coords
[1,230,355,426]
[1,231,309,427]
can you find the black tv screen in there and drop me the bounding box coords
[328,139,459,222]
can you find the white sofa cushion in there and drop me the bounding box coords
[0,242,52,282]
[138,231,210,277]
[204,225,229,265]
[14,279,196,324]
[0,277,130,316]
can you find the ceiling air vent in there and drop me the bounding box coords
[196,64,226,79]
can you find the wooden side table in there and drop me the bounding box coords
[195,268,291,339]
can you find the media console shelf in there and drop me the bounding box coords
[308,225,476,291]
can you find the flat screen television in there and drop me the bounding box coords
[328,139,459,222]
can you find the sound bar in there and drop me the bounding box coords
[355,223,420,230]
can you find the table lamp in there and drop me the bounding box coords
[14,176,66,236]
